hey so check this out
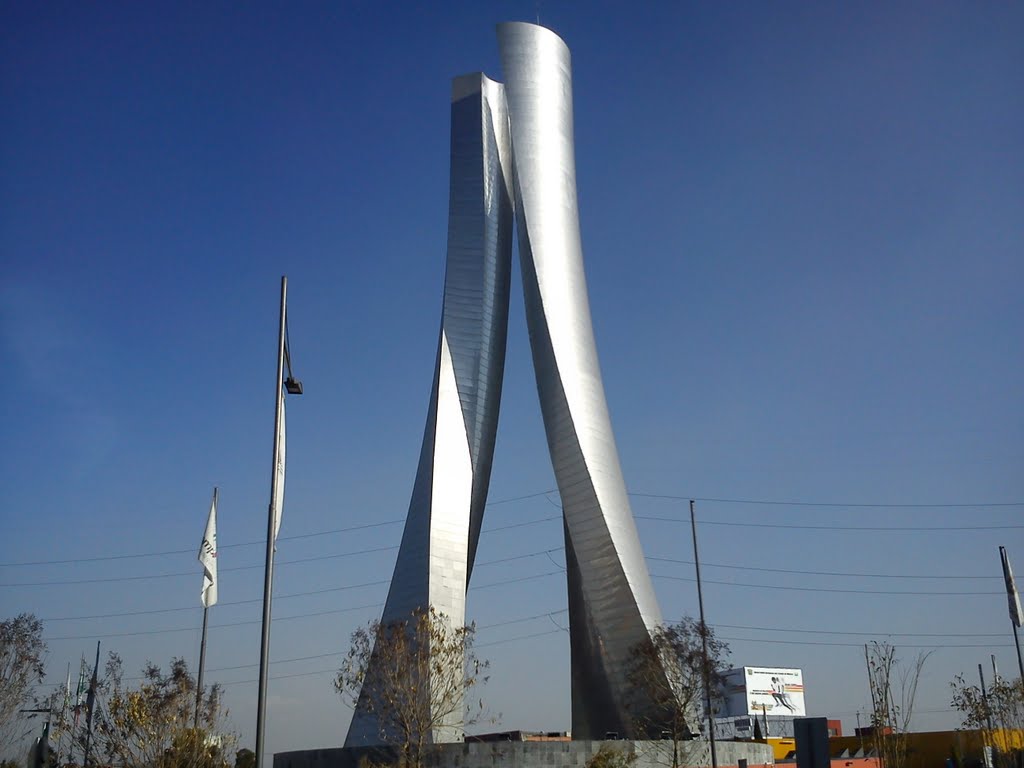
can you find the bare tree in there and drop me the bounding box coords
[865,642,932,768]
[335,606,490,768]
[0,614,46,758]
[586,743,638,768]
[626,617,729,768]
[85,654,235,768]
[950,673,1024,768]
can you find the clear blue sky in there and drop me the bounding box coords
[2,0,1022,761]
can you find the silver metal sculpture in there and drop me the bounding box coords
[345,23,680,747]
[344,71,513,747]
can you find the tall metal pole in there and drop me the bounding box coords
[1013,624,1024,682]
[690,500,718,768]
[999,546,1024,681]
[978,664,994,733]
[82,641,100,767]
[196,487,217,729]
[255,276,288,768]
[195,607,209,728]
[56,661,70,765]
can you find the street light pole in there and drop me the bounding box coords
[255,276,301,768]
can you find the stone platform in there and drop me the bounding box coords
[274,739,774,768]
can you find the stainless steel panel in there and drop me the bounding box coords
[347,24,683,747]
[497,21,681,739]
[345,73,513,748]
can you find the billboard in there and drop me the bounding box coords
[723,667,806,717]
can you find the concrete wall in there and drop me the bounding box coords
[274,739,774,768]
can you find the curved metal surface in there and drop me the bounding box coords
[344,72,513,748]
[497,21,678,739]
[346,23,680,747]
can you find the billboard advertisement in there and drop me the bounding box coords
[723,667,806,717]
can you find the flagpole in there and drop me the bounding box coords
[82,641,100,768]
[55,662,70,765]
[72,658,86,734]
[195,486,218,728]
[999,546,1024,680]
[1014,623,1023,682]
[256,277,288,768]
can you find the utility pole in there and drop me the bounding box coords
[690,500,718,768]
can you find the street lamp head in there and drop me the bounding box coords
[284,377,303,395]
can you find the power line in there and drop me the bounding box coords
[0,519,563,587]
[42,561,1005,643]
[638,515,1024,532]
[7,507,1011,587]
[0,551,393,588]
[0,491,562,569]
[37,603,1013,688]
[36,543,1002,622]
[5,486,1021,569]
[651,573,1003,596]
[631,492,1024,509]
[94,608,575,681]
[42,578,393,623]
[218,667,337,687]
[0,518,565,589]
[0,520,406,568]
[206,610,569,673]
[476,628,564,649]
[718,634,1011,649]
[43,601,386,642]
[647,555,1000,580]
[716,623,1007,639]
[200,633,566,687]
[42,571,570,641]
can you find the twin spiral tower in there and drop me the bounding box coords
[345,22,683,747]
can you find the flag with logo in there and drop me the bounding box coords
[1000,546,1022,627]
[199,489,218,608]
[272,388,286,546]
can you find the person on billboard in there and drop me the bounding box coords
[771,677,796,712]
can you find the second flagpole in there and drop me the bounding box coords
[256,276,289,768]
[196,486,218,729]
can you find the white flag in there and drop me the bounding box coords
[1001,546,1022,627]
[198,490,218,608]
[272,389,286,545]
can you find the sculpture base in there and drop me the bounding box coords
[275,739,774,768]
